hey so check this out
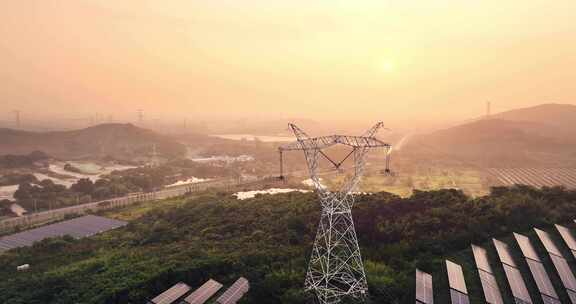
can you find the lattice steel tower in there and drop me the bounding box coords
[279,122,391,304]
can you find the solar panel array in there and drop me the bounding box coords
[556,224,576,259]
[514,233,560,304]
[183,279,223,304]
[216,277,249,304]
[535,228,576,304]
[446,260,469,304]
[487,168,576,189]
[472,244,503,304]
[416,224,576,304]
[0,215,127,252]
[415,269,433,304]
[493,238,533,304]
[150,282,191,304]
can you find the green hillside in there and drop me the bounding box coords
[1,186,576,303]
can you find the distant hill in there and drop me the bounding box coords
[491,103,576,138]
[0,124,186,161]
[403,104,576,166]
[493,103,576,123]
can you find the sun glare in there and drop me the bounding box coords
[379,59,395,73]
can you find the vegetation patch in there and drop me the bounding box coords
[1,186,575,303]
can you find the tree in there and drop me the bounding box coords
[0,199,12,216]
[71,178,94,195]
[14,183,33,200]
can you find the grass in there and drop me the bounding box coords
[317,166,489,198]
[102,196,192,221]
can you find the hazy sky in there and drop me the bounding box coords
[1,0,576,127]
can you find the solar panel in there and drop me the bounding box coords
[472,244,503,304]
[183,279,223,304]
[150,282,191,304]
[556,224,576,259]
[493,239,517,267]
[526,259,559,299]
[472,245,493,273]
[514,233,540,261]
[450,289,470,304]
[535,228,576,303]
[415,269,433,304]
[0,215,127,252]
[446,260,467,294]
[478,270,504,304]
[549,255,576,291]
[503,264,533,304]
[568,289,576,304]
[493,239,532,304]
[534,229,562,257]
[514,232,560,301]
[541,294,562,304]
[216,277,249,304]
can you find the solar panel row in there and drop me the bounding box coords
[445,260,469,304]
[446,260,467,294]
[183,279,223,304]
[493,239,517,268]
[478,270,504,304]
[535,229,562,256]
[514,232,559,302]
[535,228,576,304]
[0,215,127,252]
[472,245,493,273]
[514,233,540,262]
[216,277,249,304]
[150,282,191,304]
[556,224,576,259]
[487,168,576,189]
[550,255,576,289]
[415,269,433,304]
[418,223,576,304]
[493,239,533,304]
[472,245,503,304]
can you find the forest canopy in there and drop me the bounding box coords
[1,185,576,303]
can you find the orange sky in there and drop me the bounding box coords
[1,1,576,127]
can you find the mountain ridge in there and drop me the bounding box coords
[403,103,576,166]
[0,123,186,161]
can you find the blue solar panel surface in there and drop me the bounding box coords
[0,215,127,252]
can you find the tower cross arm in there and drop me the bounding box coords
[279,135,390,151]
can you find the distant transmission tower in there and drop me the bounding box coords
[138,109,144,124]
[151,143,160,167]
[13,110,21,128]
[280,122,391,304]
[486,101,491,118]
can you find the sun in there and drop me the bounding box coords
[379,59,395,73]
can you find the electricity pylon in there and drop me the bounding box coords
[279,122,391,304]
